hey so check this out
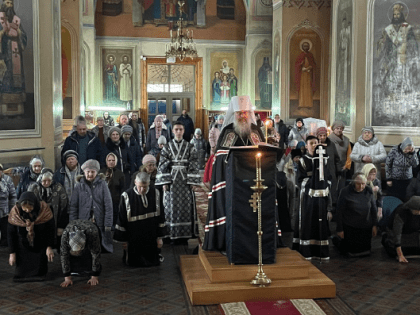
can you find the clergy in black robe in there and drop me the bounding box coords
[114,172,166,267]
[293,136,332,260]
[203,95,267,251]
[155,122,201,242]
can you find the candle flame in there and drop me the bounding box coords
[257,152,262,157]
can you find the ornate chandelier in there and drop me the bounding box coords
[165,0,197,61]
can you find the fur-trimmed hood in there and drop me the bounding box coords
[149,122,168,130]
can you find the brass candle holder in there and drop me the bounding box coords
[249,152,271,287]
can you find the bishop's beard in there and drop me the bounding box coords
[392,14,406,26]
[234,118,252,139]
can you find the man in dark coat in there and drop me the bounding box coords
[128,112,146,152]
[114,172,166,267]
[317,127,341,210]
[274,114,290,149]
[61,120,102,166]
[176,109,194,141]
[121,125,143,172]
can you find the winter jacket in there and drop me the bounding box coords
[385,144,418,181]
[104,138,134,175]
[128,118,146,149]
[69,174,113,252]
[163,118,174,139]
[350,135,387,180]
[61,131,102,166]
[288,123,308,144]
[146,123,171,153]
[16,167,39,199]
[276,120,290,148]
[209,124,222,154]
[125,136,143,171]
[0,174,16,218]
[177,114,195,141]
[99,167,125,204]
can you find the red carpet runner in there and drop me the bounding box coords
[220,299,326,315]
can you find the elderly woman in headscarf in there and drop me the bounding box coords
[190,128,208,170]
[70,160,113,253]
[385,137,418,201]
[16,156,44,199]
[28,168,69,250]
[334,172,378,257]
[53,150,83,202]
[362,163,383,220]
[146,115,171,155]
[350,126,387,181]
[7,192,55,281]
[382,196,420,263]
[131,154,157,189]
[99,153,125,227]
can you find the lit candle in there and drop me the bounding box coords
[256,152,262,180]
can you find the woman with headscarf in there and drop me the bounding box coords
[362,164,383,220]
[350,126,387,181]
[99,153,125,227]
[7,192,55,281]
[53,150,83,202]
[131,154,157,189]
[16,157,44,199]
[28,168,69,250]
[105,126,133,189]
[335,172,378,257]
[70,160,113,253]
[385,137,418,201]
[381,196,420,263]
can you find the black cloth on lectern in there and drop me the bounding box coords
[292,145,331,260]
[225,146,281,264]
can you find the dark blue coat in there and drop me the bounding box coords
[126,136,143,172]
[61,131,102,166]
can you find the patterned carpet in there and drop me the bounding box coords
[0,185,419,314]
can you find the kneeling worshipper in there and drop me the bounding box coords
[114,172,166,267]
[293,136,332,261]
[334,172,378,257]
[7,192,55,282]
[381,196,420,263]
[60,219,102,287]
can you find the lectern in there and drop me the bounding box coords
[225,144,282,264]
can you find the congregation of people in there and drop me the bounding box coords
[1,102,420,287]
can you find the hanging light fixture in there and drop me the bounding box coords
[165,0,197,61]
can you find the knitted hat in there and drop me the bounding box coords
[121,125,133,135]
[108,126,122,138]
[142,154,156,165]
[63,150,79,162]
[361,126,374,134]
[195,128,202,135]
[401,137,414,151]
[331,120,345,130]
[81,159,100,172]
[158,135,167,145]
[316,127,328,136]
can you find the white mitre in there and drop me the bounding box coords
[222,96,257,130]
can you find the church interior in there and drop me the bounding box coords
[1,0,420,314]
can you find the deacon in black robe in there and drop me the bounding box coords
[114,175,166,267]
[293,140,332,260]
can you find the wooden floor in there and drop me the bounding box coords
[180,247,336,305]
